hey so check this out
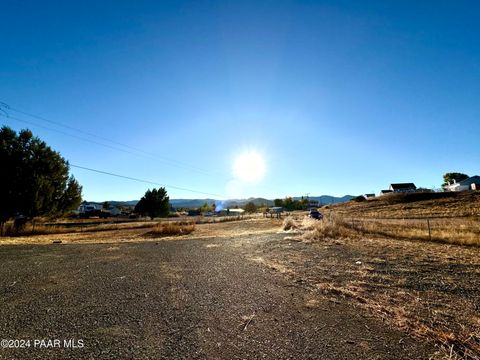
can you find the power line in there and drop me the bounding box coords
[70,164,227,199]
[0,102,224,177]
[3,114,153,157]
[0,111,227,198]
[0,102,285,198]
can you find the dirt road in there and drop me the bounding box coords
[0,233,435,359]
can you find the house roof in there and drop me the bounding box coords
[459,175,480,185]
[380,189,393,193]
[390,183,416,190]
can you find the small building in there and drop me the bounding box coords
[389,183,417,193]
[379,189,393,196]
[306,201,319,210]
[363,194,375,199]
[264,207,284,218]
[443,175,480,192]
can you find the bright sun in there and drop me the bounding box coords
[233,151,266,183]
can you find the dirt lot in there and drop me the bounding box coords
[0,218,477,359]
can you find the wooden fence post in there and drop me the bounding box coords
[427,219,432,241]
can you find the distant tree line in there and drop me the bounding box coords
[273,197,310,211]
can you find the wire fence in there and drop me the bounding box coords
[334,215,480,246]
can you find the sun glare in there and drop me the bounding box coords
[233,151,266,183]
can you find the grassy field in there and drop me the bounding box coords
[277,214,480,359]
[316,191,480,246]
[325,191,480,219]
[0,214,261,238]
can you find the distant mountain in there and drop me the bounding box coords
[225,197,274,207]
[169,199,217,209]
[170,198,273,209]
[109,200,138,206]
[90,195,353,209]
[294,195,355,205]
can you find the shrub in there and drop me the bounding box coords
[281,217,298,231]
[146,221,195,237]
[300,217,356,242]
[352,195,367,202]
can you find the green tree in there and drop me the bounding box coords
[134,187,170,219]
[443,172,469,186]
[0,126,82,231]
[273,198,284,207]
[244,201,257,213]
[299,196,309,209]
[283,197,295,211]
[102,201,111,209]
[199,202,213,213]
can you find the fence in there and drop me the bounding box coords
[335,215,480,246]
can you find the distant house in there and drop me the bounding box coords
[389,183,417,193]
[379,189,393,196]
[443,175,480,192]
[107,206,122,216]
[264,207,284,218]
[363,194,375,199]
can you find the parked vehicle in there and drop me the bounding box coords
[79,204,110,219]
[308,209,323,220]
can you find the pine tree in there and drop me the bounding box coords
[134,187,170,219]
[0,126,82,231]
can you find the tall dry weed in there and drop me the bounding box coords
[282,217,298,231]
[146,221,195,237]
[300,217,357,242]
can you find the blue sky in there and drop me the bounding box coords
[1,0,479,201]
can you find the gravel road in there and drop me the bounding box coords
[0,234,435,359]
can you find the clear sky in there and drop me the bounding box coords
[1,0,479,201]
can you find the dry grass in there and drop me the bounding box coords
[352,217,480,246]
[327,190,480,219]
[282,216,360,242]
[146,221,195,237]
[0,214,262,238]
[283,213,480,247]
[1,220,156,237]
[281,217,299,231]
[0,218,282,245]
[276,213,480,358]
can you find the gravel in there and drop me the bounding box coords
[0,235,435,359]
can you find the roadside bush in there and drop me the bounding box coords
[147,221,195,237]
[300,218,356,242]
[282,217,298,231]
[280,216,357,242]
[352,195,367,202]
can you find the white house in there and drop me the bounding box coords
[443,175,480,192]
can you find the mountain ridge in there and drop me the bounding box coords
[87,195,354,209]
